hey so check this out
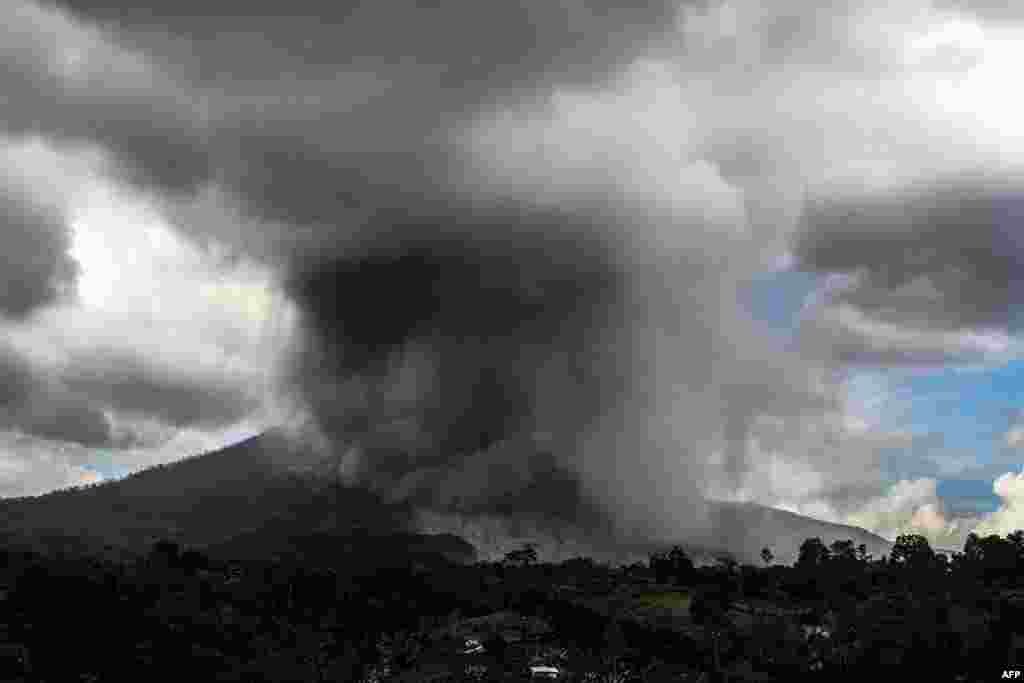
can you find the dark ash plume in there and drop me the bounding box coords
[282,206,638,530]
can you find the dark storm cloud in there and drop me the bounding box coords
[0,3,209,195]
[16,390,111,446]
[61,348,260,429]
[794,177,1024,338]
[0,1,691,283]
[0,342,111,446]
[0,182,77,319]
[60,0,680,90]
[0,346,36,406]
[38,1,682,226]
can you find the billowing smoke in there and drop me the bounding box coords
[279,198,729,542]
[283,210,621,508]
[11,0,1024,556]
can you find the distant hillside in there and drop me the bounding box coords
[702,500,893,565]
[413,499,893,568]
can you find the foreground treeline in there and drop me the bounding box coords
[1,531,1024,681]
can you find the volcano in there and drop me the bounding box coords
[0,430,890,567]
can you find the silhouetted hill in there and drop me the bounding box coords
[0,431,437,563]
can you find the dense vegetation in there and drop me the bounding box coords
[2,527,1024,681]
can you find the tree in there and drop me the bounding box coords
[760,547,774,566]
[829,539,856,562]
[669,546,695,583]
[969,534,1018,583]
[1007,529,1024,550]
[715,555,738,574]
[856,543,871,563]
[650,546,695,585]
[795,538,830,572]
[149,539,180,569]
[891,534,935,573]
[649,551,670,584]
[1008,530,1024,580]
[964,532,983,564]
[659,548,692,585]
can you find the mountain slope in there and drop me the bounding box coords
[0,431,417,560]
[702,500,892,565]
[0,431,891,567]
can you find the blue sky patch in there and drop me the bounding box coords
[740,263,1022,517]
[936,479,1001,515]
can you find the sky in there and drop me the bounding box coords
[4,0,1024,549]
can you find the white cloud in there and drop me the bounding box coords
[973,471,1024,536]
[0,134,296,482]
[770,477,970,549]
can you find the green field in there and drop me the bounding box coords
[635,591,692,612]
